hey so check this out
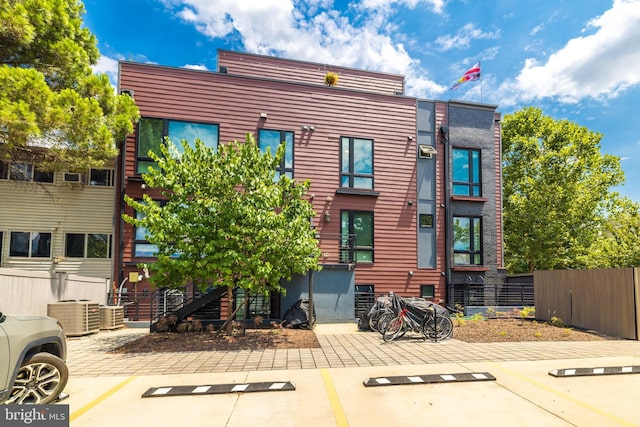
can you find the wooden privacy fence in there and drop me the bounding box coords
[534,268,640,340]
[0,268,108,316]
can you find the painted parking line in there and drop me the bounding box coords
[491,362,636,427]
[549,365,640,377]
[363,372,495,387]
[320,369,349,427]
[141,381,295,398]
[70,376,137,422]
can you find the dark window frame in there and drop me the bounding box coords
[132,199,164,258]
[452,216,483,266]
[136,117,220,175]
[65,233,112,258]
[0,161,53,183]
[340,210,374,263]
[340,136,374,190]
[9,231,52,258]
[257,128,295,179]
[452,148,482,197]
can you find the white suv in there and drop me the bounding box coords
[0,311,68,404]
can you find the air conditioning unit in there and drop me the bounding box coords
[47,300,100,336]
[99,305,124,330]
[63,172,86,183]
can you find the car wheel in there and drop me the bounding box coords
[6,353,69,404]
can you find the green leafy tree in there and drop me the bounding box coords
[123,134,321,325]
[0,0,139,170]
[582,197,640,268]
[502,107,624,273]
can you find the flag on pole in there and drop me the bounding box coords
[450,62,481,90]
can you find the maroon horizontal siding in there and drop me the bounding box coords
[118,60,462,301]
[218,50,405,96]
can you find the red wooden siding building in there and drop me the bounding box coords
[115,50,503,322]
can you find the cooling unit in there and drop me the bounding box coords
[99,305,124,330]
[47,300,100,336]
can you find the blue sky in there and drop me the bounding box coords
[84,0,640,203]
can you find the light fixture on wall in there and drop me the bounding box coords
[260,112,268,120]
[408,270,414,276]
[439,124,448,142]
[324,212,331,222]
[407,200,413,206]
[301,125,315,131]
[407,136,414,141]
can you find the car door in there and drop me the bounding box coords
[0,313,10,395]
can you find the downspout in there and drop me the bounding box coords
[443,106,452,309]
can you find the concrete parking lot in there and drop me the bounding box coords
[63,325,640,426]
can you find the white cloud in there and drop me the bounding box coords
[435,23,501,51]
[500,0,640,104]
[359,0,446,14]
[529,24,544,36]
[92,55,119,86]
[183,64,209,70]
[160,0,446,98]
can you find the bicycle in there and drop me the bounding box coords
[382,299,453,342]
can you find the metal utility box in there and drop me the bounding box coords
[99,305,125,330]
[47,300,100,336]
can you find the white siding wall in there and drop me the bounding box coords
[0,268,108,316]
[0,166,115,280]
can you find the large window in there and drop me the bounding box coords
[137,118,219,174]
[340,137,373,190]
[65,233,111,258]
[453,216,482,265]
[0,161,53,183]
[452,148,481,196]
[9,232,51,258]
[341,211,374,262]
[258,129,294,179]
[133,200,161,257]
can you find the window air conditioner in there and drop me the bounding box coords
[63,172,85,183]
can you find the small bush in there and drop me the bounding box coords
[548,316,566,327]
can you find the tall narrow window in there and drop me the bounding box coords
[137,117,164,174]
[258,129,294,179]
[453,216,482,265]
[134,200,161,257]
[452,148,481,196]
[341,211,374,262]
[341,137,373,189]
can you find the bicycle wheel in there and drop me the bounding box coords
[422,315,453,341]
[382,316,405,342]
[376,312,400,336]
[369,308,390,332]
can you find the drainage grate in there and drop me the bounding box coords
[363,372,495,387]
[142,381,296,398]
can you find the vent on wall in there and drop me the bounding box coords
[47,301,100,336]
[418,145,437,159]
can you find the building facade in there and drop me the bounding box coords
[115,50,504,321]
[0,160,116,280]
